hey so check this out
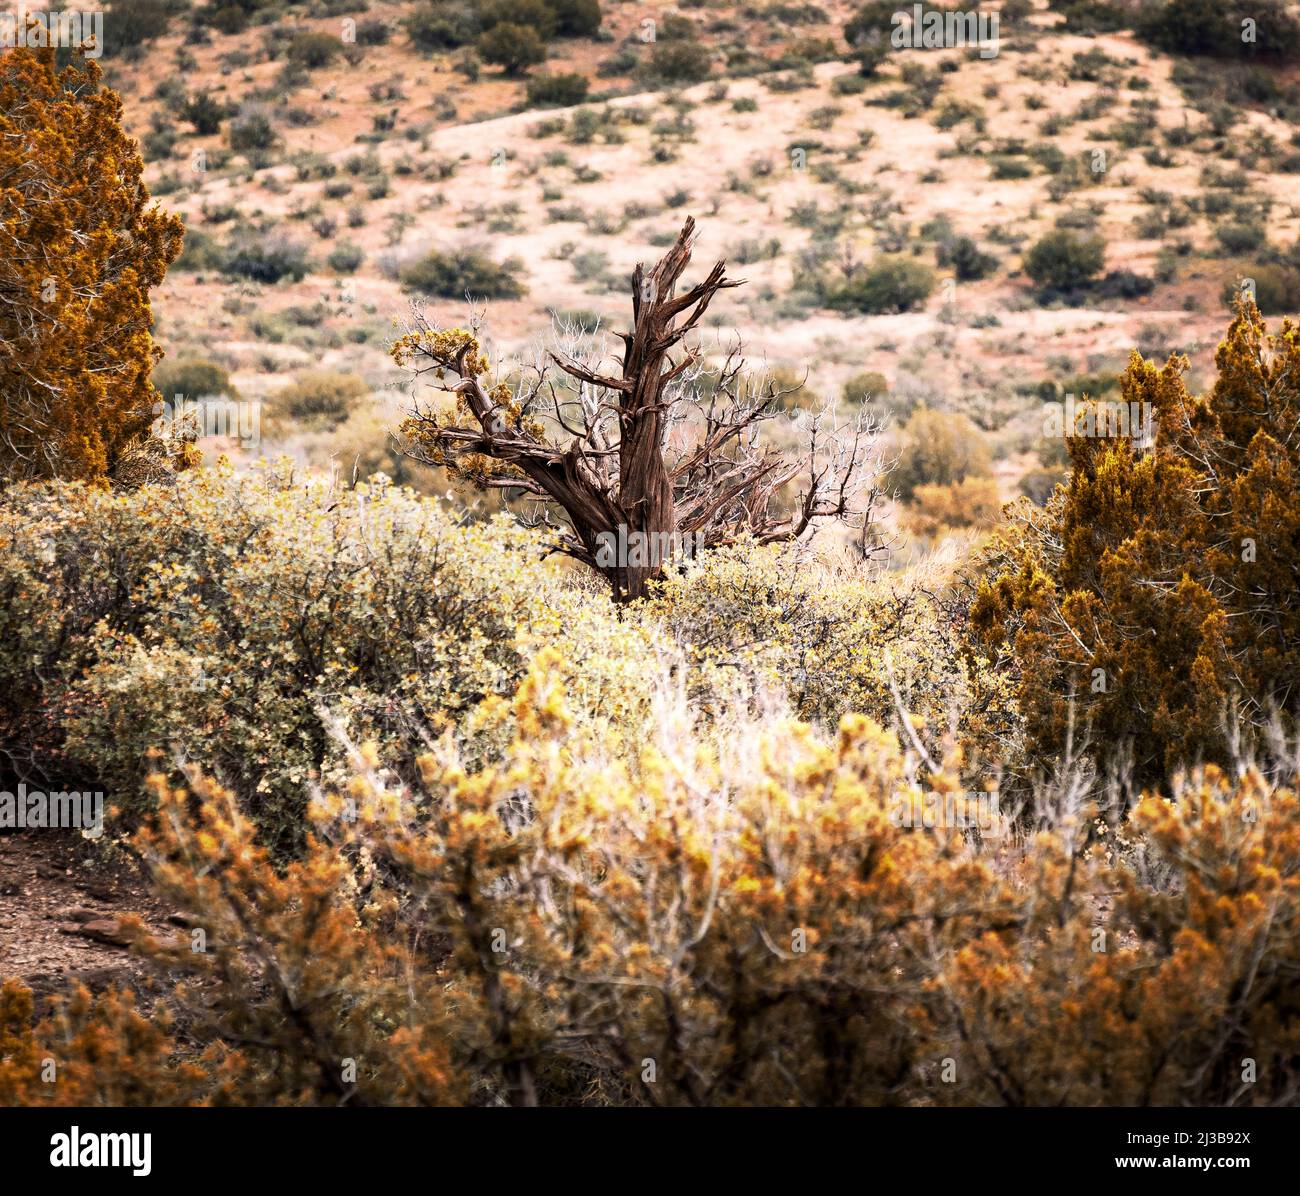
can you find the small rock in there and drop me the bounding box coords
[56,907,102,924]
[58,918,131,948]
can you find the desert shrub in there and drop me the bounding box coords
[478,23,547,75]
[1136,0,1300,61]
[548,0,601,37]
[1093,269,1156,300]
[1048,0,1128,34]
[173,225,222,271]
[219,229,312,283]
[0,47,182,484]
[287,30,342,69]
[179,91,226,135]
[844,1,892,74]
[0,467,648,854]
[727,236,782,264]
[102,0,172,58]
[990,156,1032,179]
[1023,229,1105,291]
[643,42,711,83]
[842,371,890,407]
[327,240,365,273]
[6,657,1298,1106]
[355,18,392,44]
[141,122,179,164]
[938,236,998,281]
[481,0,556,36]
[404,0,480,50]
[1222,264,1300,315]
[152,358,239,402]
[267,370,369,430]
[903,477,1002,539]
[399,247,527,298]
[824,257,936,314]
[228,109,279,155]
[526,72,589,106]
[974,302,1300,786]
[643,544,1014,753]
[1018,465,1068,506]
[1215,220,1267,255]
[891,408,992,501]
[310,400,441,492]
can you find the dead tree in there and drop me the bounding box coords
[395,218,882,602]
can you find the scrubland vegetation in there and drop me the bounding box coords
[2,1,1300,1111]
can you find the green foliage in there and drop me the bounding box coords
[891,408,993,501]
[1023,229,1106,291]
[842,371,889,406]
[644,543,1014,748]
[1223,265,1300,316]
[355,18,392,44]
[405,0,480,51]
[526,72,590,107]
[481,0,556,37]
[152,358,239,403]
[844,1,893,74]
[1047,0,1129,34]
[228,109,279,155]
[103,0,172,58]
[326,240,365,273]
[938,236,998,281]
[824,257,936,314]
[1136,0,1300,61]
[0,466,628,854]
[1215,220,1267,255]
[267,370,369,430]
[399,247,527,299]
[219,229,312,283]
[173,224,223,271]
[179,91,226,136]
[286,30,342,69]
[478,23,548,75]
[548,0,602,37]
[643,42,712,83]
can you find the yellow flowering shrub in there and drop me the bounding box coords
[0,465,1020,852]
[0,462,656,852]
[7,655,1296,1106]
[643,541,1018,770]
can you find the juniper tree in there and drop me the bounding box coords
[395,219,881,601]
[0,46,183,483]
[973,301,1300,788]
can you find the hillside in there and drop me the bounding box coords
[108,0,1300,525]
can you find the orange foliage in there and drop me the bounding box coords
[0,46,182,482]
